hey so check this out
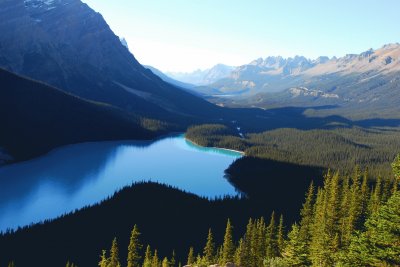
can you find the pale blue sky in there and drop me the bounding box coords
[82,0,400,72]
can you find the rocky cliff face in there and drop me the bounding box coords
[0,0,218,121]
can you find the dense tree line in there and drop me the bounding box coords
[186,124,400,178]
[186,124,248,152]
[83,156,399,267]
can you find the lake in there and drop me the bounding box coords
[0,135,242,232]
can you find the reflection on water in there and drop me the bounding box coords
[0,135,241,232]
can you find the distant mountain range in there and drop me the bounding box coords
[167,64,235,86]
[198,44,400,118]
[0,0,219,124]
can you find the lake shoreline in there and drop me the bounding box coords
[0,134,240,231]
[184,135,246,155]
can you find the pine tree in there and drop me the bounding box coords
[392,154,400,193]
[339,175,351,243]
[345,192,400,266]
[195,253,204,267]
[368,176,382,215]
[241,218,254,267]
[298,181,314,264]
[215,246,223,266]
[234,238,245,267]
[99,249,108,267]
[152,250,159,267]
[203,228,215,265]
[325,171,341,260]
[221,219,235,264]
[161,257,169,267]
[186,247,195,266]
[359,169,370,225]
[128,225,143,267]
[170,250,176,267]
[392,154,400,179]
[265,212,278,260]
[309,187,330,267]
[343,167,363,246]
[254,217,267,266]
[143,245,152,267]
[108,238,121,267]
[277,215,285,255]
[299,181,314,243]
[282,223,310,267]
[381,177,393,204]
[326,172,340,237]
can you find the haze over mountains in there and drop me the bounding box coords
[167,64,235,86]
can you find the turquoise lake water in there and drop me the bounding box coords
[0,135,242,232]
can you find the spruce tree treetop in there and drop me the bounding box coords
[109,237,121,267]
[99,250,108,267]
[127,225,143,267]
[187,247,195,266]
[203,228,216,265]
[392,154,400,192]
[222,219,235,264]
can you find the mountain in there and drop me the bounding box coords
[0,68,162,164]
[167,64,235,85]
[144,65,196,91]
[208,44,400,118]
[210,55,333,95]
[0,0,220,124]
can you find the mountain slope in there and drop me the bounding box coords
[0,68,162,164]
[0,0,220,123]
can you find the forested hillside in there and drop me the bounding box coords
[91,155,400,267]
[0,68,168,163]
[12,155,397,267]
[186,124,400,178]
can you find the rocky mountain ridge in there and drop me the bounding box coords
[206,43,400,117]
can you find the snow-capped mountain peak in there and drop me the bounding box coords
[24,0,57,10]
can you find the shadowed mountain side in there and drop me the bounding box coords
[0,68,164,163]
[0,0,222,123]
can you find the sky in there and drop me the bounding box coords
[82,0,400,73]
